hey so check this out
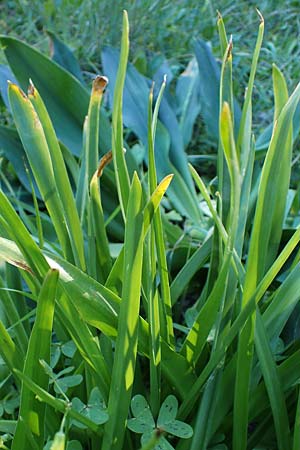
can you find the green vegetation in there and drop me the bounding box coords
[0,3,299,450]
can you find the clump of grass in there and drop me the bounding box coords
[0,9,299,450]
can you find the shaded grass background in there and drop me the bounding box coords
[1,0,300,136]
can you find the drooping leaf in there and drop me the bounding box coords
[47,31,84,83]
[0,35,111,156]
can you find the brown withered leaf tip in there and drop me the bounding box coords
[93,75,109,93]
[227,37,233,60]
[11,259,34,275]
[97,150,113,177]
[28,79,35,97]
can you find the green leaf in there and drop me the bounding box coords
[0,420,16,434]
[0,236,197,400]
[71,387,108,429]
[14,370,102,433]
[255,311,291,450]
[130,395,155,428]
[8,83,73,261]
[12,269,58,450]
[28,81,86,269]
[0,35,111,156]
[102,172,144,450]
[110,11,130,219]
[54,374,83,394]
[163,420,193,439]
[176,58,201,148]
[127,395,155,433]
[102,47,201,222]
[0,125,40,196]
[47,31,84,83]
[157,396,178,426]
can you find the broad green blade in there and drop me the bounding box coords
[85,76,110,280]
[0,35,111,156]
[8,83,73,261]
[28,81,86,270]
[102,173,144,450]
[47,30,84,83]
[234,76,300,450]
[12,269,58,450]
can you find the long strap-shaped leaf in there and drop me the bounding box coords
[102,172,144,450]
[233,77,300,450]
[28,81,86,270]
[111,11,130,219]
[12,269,58,450]
[148,80,174,347]
[0,35,111,156]
[8,83,73,262]
[255,310,291,450]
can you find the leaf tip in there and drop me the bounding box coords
[93,75,109,93]
[28,78,36,97]
[226,36,233,60]
[256,8,264,24]
[8,82,27,99]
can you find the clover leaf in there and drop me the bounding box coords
[127,395,193,449]
[71,387,108,429]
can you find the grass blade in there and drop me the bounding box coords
[8,83,73,261]
[255,310,291,450]
[12,268,58,450]
[28,81,86,270]
[102,172,144,450]
[111,10,130,219]
[233,80,300,450]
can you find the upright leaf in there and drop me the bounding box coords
[102,173,144,450]
[12,269,58,450]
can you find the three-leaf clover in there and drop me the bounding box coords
[71,387,109,429]
[127,394,193,449]
[40,360,83,395]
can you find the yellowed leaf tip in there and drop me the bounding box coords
[93,75,109,93]
[150,81,155,97]
[8,82,27,99]
[217,10,222,21]
[256,8,264,24]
